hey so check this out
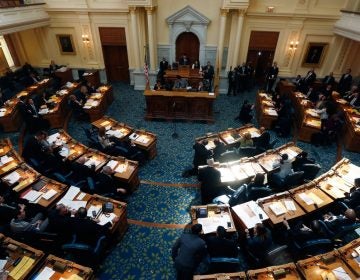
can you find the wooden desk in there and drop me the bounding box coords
[296,250,358,280]
[48,131,87,161]
[0,235,45,280]
[164,68,203,88]
[256,151,282,173]
[87,194,128,238]
[82,70,100,88]
[231,200,269,231]
[130,129,157,159]
[196,133,224,151]
[105,157,140,193]
[337,238,360,277]
[77,149,109,172]
[92,117,133,141]
[332,159,360,185]
[341,104,360,152]
[298,115,321,143]
[144,89,216,122]
[0,138,12,155]
[55,68,73,85]
[191,204,236,235]
[316,172,353,200]
[1,163,40,193]
[219,125,261,148]
[0,148,22,176]
[247,262,301,280]
[33,254,93,280]
[40,82,80,128]
[256,92,278,129]
[194,272,247,280]
[83,85,113,122]
[290,182,333,213]
[19,177,68,208]
[257,191,306,225]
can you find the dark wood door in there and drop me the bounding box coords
[246,31,279,85]
[176,32,199,65]
[102,45,130,82]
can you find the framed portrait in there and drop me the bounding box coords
[56,34,76,55]
[302,43,328,67]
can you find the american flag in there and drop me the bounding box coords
[144,53,149,88]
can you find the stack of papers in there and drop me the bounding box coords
[98,213,116,226]
[218,166,236,183]
[222,134,235,143]
[106,129,123,138]
[0,108,7,117]
[34,266,55,280]
[84,158,101,167]
[9,256,35,280]
[269,201,287,216]
[57,89,68,96]
[3,171,20,185]
[23,190,43,203]
[47,133,60,144]
[66,82,74,88]
[0,155,13,165]
[331,267,352,280]
[197,215,231,234]
[57,186,87,211]
[284,200,296,211]
[265,108,278,116]
[129,133,139,141]
[137,135,150,144]
[250,131,260,138]
[115,163,127,173]
[42,189,57,200]
[106,160,118,170]
[38,108,49,115]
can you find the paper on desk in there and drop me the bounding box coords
[197,215,231,234]
[250,131,260,138]
[0,155,13,165]
[8,256,34,280]
[34,266,55,280]
[77,192,86,200]
[64,200,87,211]
[308,192,324,205]
[87,205,101,218]
[23,190,43,202]
[3,171,20,184]
[284,200,296,211]
[38,108,49,115]
[299,193,314,205]
[269,201,287,216]
[129,133,139,140]
[0,259,7,270]
[42,189,57,200]
[332,267,352,280]
[115,163,127,173]
[98,213,116,226]
[84,158,101,167]
[83,105,91,109]
[229,164,248,181]
[63,186,80,201]
[279,147,298,160]
[47,132,60,144]
[218,166,236,183]
[223,134,235,143]
[107,160,118,170]
[340,163,360,185]
[137,135,149,144]
[240,162,257,177]
[0,112,6,117]
[59,147,70,157]
[266,108,278,116]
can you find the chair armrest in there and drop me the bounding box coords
[62,243,92,252]
[94,235,107,254]
[210,257,240,264]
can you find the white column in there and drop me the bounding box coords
[146,7,157,71]
[130,6,141,69]
[217,9,228,72]
[232,9,245,68]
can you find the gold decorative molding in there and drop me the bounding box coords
[220,8,229,17]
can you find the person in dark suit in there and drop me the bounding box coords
[0,194,17,227]
[346,90,360,108]
[237,63,248,93]
[266,62,279,93]
[322,72,335,87]
[235,99,254,123]
[192,140,212,170]
[22,131,49,162]
[343,178,360,209]
[213,139,226,161]
[338,68,352,95]
[321,84,333,98]
[69,156,96,183]
[203,61,215,90]
[47,204,73,241]
[245,223,273,259]
[322,208,358,232]
[254,127,271,150]
[94,166,127,198]
[246,173,273,201]
[292,151,315,171]
[159,57,169,72]
[198,160,222,204]
[71,207,116,245]
[172,224,207,280]
[304,68,317,88]
[179,54,190,66]
[227,66,236,96]
[206,226,238,258]
[10,205,49,233]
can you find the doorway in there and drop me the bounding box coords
[176,32,200,64]
[99,27,130,83]
[246,31,279,84]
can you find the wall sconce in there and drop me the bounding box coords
[289,41,299,51]
[267,6,274,13]
[82,34,90,44]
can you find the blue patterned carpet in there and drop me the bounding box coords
[2,82,360,279]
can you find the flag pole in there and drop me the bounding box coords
[144,45,150,90]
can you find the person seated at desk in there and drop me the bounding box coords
[206,226,238,258]
[238,132,253,148]
[345,89,360,108]
[198,159,221,204]
[68,94,88,120]
[292,151,315,171]
[192,60,201,70]
[86,81,97,94]
[22,130,51,162]
[196,81,205,92]
[47,204,74,239]
[253,127,271,150]
[213,139,226,161]
[0,194,17,228]
[321,84,333,98]
[293,75,304,92]
[10,205,49,233]
[245,223,273,259]
[154,80,163,90]
[94,166,127,199]
[271,153,293,186]
[29,72,41,85]
[193,140,213,171]
[343,178,360,209]
[172,224,207,280]
[71,207,118,245]
[69,156,96,183]
[321,208,358,233]
[174,75,188,89]
[97,126,118,154]
[322,71,335,87]
[179,54,190,66]
[49,60,60,75]
[246,173,272,201]
[234,100,254,123]
[79,84,91,103]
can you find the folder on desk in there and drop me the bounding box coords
[269,202,287,216]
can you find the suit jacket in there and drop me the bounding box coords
[267,66,279,79]
[198,166,222,204]
[159,60,169,72]
[193,142,212,167]
[305,71,316,85]
[70,161,95,182]
[95,172,119,195]
[323,75,335,85]
[206,236,238,258]
[179,57,189,65]
[172,233,207,269]
[254,132,270,150]
[213,142,226,161]
[338,74,352,93]
[70,216,110,245]
[22,136,46,161]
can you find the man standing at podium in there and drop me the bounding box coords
[203,61,214,91]
[179,54,190,65]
